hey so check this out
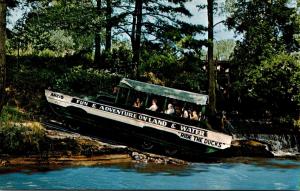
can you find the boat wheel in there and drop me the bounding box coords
[68,124,81,132]
[64,121,81,132]
[165,148,178,156]
[141,141,154,150]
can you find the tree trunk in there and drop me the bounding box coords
[94,0,102,66]
[105,0,112,52]
[132,0,142,77]
[131,1,137,50]
[207,0,216,115]
[0,1,7,114]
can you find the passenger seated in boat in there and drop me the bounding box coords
[181,107,189,118]
[112,86,119,96]
[164,103,175,115]
[190,110,199,121]
[147,99,158,111]
[198,111,202,121]
[175,106,182,117]
[133,98,142,108]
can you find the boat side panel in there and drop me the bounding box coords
[45,90,232,149]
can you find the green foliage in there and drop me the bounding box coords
[9,1,100,57]
[5,55,93,115]
[140,49,178,79]
[104,41,133,71]
[37,48,58,57]
[226,0,300,117]
[214,40,236,60]
[140,0,203,39]
[0,106,30,122]
[227,0,300,70]
[0,122,45,154]
[294,118,300,129]
[0,106,46,154]
[200,39,236,60]
[54,65,123,95]
[7,0,207,73]
[245,52,300,113]
[49,29,75,56]
[9,61,58,113]
[140,46,207,92]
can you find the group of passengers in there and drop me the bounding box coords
[181,107,203,121]
[133,98,204,121]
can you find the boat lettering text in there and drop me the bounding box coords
[178,132,224,148]
[138,115,168,127]
[180,125,207,137]
[99,105,137,119]
[193,135,224,148]
[180,132,192,140]
[171,123,176,129]
[75,99,89,106]
[50,92,64,99]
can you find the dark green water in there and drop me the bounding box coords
[0,158,299,190]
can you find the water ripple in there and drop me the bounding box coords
[0,158,299,190]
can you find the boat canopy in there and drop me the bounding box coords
[119,78,208,105]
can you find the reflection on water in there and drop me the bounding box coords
[222,157,300,169]
[107,162,195,176]
[0,157,299,190]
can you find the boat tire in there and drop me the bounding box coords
[69,124,81,132]
[141,141,154,150]
[64,121,81,132]
[165,148,178,156]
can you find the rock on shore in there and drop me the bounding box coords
[218,140,274,157]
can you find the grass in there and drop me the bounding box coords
[0,105,30,123]
[0,105,46,155]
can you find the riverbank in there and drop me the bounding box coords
[0,124,188,169]
[1,126,297,170]
[0,106,299,169]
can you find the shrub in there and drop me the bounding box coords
[0,122,46,155]
[0,106,29,122]
[237,52,300,117]
[0,107,46,155]
[54,65,123,95]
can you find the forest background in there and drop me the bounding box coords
[0,0,299,130]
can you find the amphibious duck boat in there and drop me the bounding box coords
[45,78,232,154]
